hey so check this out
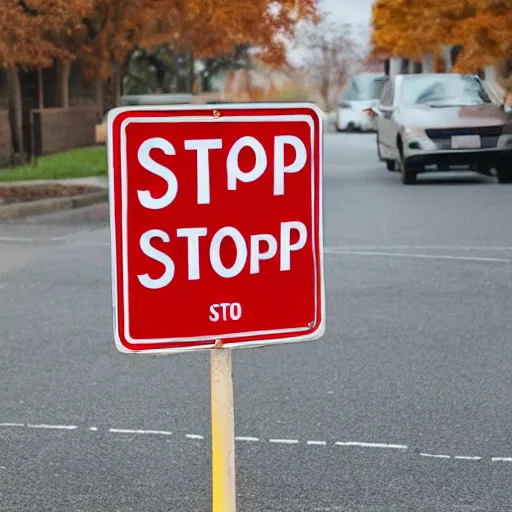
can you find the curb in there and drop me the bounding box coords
[0,190,109,221]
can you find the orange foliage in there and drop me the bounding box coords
[372,0,512,72]
[80,0,319,78]
[0,0,92,67]
[0,0,319,74]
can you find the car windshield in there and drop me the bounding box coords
[342,75,387,101]
[402,75,492,107]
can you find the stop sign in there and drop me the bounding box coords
[108,103,324,354]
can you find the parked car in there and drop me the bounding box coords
[336,73,388,132]
[367,73,512,184]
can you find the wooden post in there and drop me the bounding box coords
[211,346,236,512]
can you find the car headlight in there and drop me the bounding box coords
[402,127,426,139]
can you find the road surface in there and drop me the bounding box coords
[1,133,511,511]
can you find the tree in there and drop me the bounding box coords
[295,17,360,110]
[371,0,512,74]
[0,0,92,162]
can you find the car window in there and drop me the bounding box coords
[380,81,392,106]
[341,75,387,101]
[401,75,492,106]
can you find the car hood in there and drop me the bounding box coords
[398,104,509,129]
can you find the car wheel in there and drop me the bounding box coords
[398,140,417,185]
[386,160,396,171]
[496,163,512,183]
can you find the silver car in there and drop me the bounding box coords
[368,73,512,184]
[336,73,388,132]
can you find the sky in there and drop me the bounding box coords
[321,0,374,27]
[321,0,374,46]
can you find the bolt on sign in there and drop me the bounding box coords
[107,103,325,354]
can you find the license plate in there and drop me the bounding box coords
[451,135,481,149]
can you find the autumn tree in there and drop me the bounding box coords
[371,0,512,75]
[295,17,360,110]
[0,0,92,162]
[80,0,319,95]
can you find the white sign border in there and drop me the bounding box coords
[108,103,325,354]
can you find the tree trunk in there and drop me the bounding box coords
[113,63,122,107]
[59,60,70,108]
[95,74,104,117]
[188,52,195,93]
[37,68,44,109]
[7,66,25,164]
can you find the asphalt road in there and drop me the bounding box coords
[1,133,512,511]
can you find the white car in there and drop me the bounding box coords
[368,73,512,184]
[336,73,387,132]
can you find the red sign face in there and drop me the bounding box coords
[108,103,324,354]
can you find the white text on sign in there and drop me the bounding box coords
[135,135,309,290]
[209,303,242,322]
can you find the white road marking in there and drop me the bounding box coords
[326,245,512,252]
[419,453,451,459]
[324,249,510,264]
[0,237,35,243]
[336,442,408,450]
[1,421,511,464]
[110,428,172,436]
[27,424,77,430]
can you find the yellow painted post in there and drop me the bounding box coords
[211,345,236,512]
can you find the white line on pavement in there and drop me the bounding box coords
[324,249,510,263]
[0,422,506,464]
[336,442,408,450]
[0,237,35,243]
[326,245,512,252]
[27,424,77,430]
[110,428,172,436]
[419,453,451,459]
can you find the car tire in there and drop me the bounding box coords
[397,138,417,185]
[401,170,417,185]
[496,163,512,184]
[386,160,396,171]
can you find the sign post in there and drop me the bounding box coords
[107,103,324,511]
[211,344,236,512]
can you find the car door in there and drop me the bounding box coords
[376,80,398,160]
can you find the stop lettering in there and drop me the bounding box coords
[108,103,325,354]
